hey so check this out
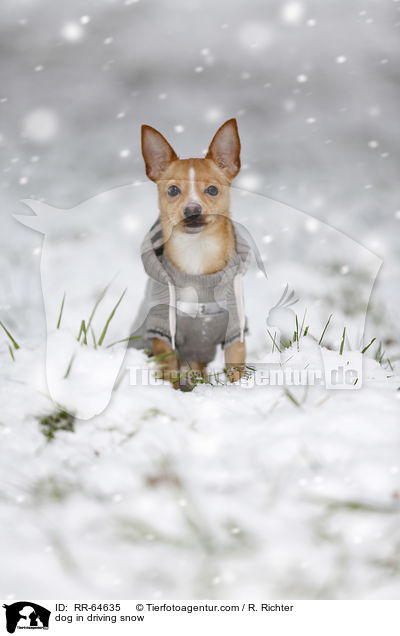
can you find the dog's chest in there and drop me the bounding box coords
[168,232,226,275]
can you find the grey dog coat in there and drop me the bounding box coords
[130,218,253,362]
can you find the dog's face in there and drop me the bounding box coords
[141,119,241,238]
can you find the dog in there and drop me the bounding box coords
[131,119,251,389]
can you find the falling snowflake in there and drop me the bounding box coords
[283,99,296,112]
[205,108,223,123]
[238,21,275,50]
[305,218,319,233]
[237,174,261,191]
[296,73,308,83]
[61,22,85,42]
[22,108,59,143]
[281,2,305,24]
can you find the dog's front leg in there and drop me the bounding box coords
[224,341,246,383]
[153,338,179,387]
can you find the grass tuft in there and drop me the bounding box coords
[38,409,75,442]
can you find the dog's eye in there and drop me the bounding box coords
[205,185,219,196]
[167,185,181,197]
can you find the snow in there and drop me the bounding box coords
[0,0,400,601]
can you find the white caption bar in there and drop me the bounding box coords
[1,600,399,635]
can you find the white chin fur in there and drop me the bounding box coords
[169,229,222,275]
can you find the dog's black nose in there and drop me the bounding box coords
[183,203,202,218]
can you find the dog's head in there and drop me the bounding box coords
[141,119,241,237]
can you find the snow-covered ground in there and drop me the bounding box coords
[1,0,399,600]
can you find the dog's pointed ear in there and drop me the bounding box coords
[141,125,178,181]
[206,118,241,179]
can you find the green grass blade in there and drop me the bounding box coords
[318,314,333,346]
[0,320,20,350]
[8,344,15,361]
[284,388,301,408]
[300,309,307,337]
[98,289,127,346]
[374,341,386,365]
[64,353,76,379]
[267,329,281,353]
[339,326,346,355]
[361,337,376,354]
[57,293,66,329]
[106,335,141,349]
[77,319,88,344]
[148,350,175,362]
[87,283,110,330]
[90,327,97,349]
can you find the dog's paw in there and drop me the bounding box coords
[225,365,246,384]
[177,368,204,392]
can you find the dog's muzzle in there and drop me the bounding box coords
[183,203,205,232]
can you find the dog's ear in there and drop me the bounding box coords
[141,125,178,181]
[206,118,241,179]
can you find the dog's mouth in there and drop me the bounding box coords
[182,216,206,233]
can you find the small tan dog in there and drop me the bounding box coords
[132,119,249,388]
